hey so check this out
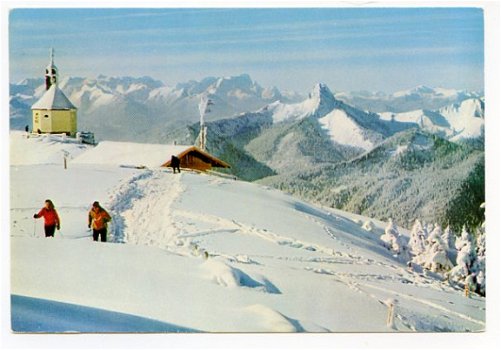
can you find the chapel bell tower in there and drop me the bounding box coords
[45,48,58,90]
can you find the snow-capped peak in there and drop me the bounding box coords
[309,83,336,102]
[307,83,339,117]
[379,97,485,142]
[440,98,484,141]
[209,74,258,96]
[265,83,334,123]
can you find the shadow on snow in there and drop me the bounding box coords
[11,294,200,333]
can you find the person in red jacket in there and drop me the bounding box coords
[88,201,111,242]
[34,199,60,237]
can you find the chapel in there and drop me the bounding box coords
[31,48,77,136]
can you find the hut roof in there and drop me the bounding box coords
[31,85,76,110]
[72,141,230,169]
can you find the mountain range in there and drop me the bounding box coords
[191,82,483,165]
[9,74,485,229]
[335,85,483,113]
[9,74,301,141]
[182,82,484,229]
[10,74,482,141]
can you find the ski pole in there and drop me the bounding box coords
[33,219,36,237]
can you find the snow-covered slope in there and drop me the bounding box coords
[259,128,485,231]
[318,109,379,151]
[9,131,485,333]
[440,99,485,141]
[10,133,91,166]
[72,140,190,168]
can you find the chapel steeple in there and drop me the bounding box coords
[45,48,58,90]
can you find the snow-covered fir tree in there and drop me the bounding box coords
[416,224,454,273]
[426,224,442,246]
[449,226,476,284]
[408,219,428,258]
[471,220,486,295]
[476,270,485,296]
[441,225,457,263]
[425,223,435,236]
[474,203,486,295]
[380,219,409,259]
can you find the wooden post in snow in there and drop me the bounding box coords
[386,299,397,329]
[63,150,69,169]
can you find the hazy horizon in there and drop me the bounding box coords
[9,7,484,94]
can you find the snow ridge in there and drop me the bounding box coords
[108,170,186,248]
[107,170,154,243]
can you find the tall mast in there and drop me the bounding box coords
[198,94,213,151]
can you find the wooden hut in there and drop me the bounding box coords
[161,146,230,172]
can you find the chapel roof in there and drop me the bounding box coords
[31,84,76,110]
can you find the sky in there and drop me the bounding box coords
[8,7,485,93]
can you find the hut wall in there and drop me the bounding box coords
[180,152,212,171]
